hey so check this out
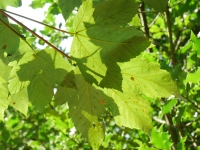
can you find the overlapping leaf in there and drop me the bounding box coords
[104,88,152,135]
[0,14,20,55]
[0,0,21,9]
[8,49,74,111]
[142,0,168,12]
[55,74,108,149]
[0,77,8,120]
[71,0,150,86]
[58,0,82,20]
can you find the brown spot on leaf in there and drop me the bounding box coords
[2,45,7,50]
[130,76,134,81]
[99,99,105,105]
[13,102,16,105]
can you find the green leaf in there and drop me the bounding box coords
[0,15,20,55]
[119,58,182,98]
[66,74,107,149]
[104,88,152,135]
[185,67,200,84]
[8,88,29,116]
[151,126,173,150]
[8,49,74,111]
[190,31,200,57]
[0,77,8,121]
[58,0,82,20]
[71,0,150,88]
[0,0,21,9]
[160,99,177,117]
[142,0,168,12]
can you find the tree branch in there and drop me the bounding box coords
[165,6,176,66]
[0,10,71,60]
[139,2,152,53]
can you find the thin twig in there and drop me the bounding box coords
[0,10,71,60]
[165,6,176,66]
[0,9,74,35]
[139,2,152,52]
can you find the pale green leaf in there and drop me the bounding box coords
[119,58,182,98]
[0,77,8,120]
[71,0,150,87]
[8,88,29,116]
[104,88,152,135]
[0,15,20,54]
[0,0,21,9]
[58,0,82,20]
[142,0,168,12]
[8,49,74,111]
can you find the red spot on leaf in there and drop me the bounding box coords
[99,99,105,105]
[2,45,7,50]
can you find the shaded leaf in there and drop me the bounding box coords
[142,0,168,12]
[8,49,74,111]
[0,77,8,120]
[71,0,150,89]
[190,31,200,57]
[58,0,82,20]
[9,88,29,116]
[0,15,20,55]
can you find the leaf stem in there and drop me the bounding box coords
[0,9,75,35]
[0,10,71,60]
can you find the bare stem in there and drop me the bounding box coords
[166,6,176,66]
[0,9,75,35]
[0,10,71,60]
[139,2,152,52]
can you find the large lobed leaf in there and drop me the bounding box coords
[71,0,150,86]
[8,48,74,111]
[55,73,108,149]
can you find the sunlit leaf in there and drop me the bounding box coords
[0,0,21,9]
[0,77,8,120]
[71,0,150,88]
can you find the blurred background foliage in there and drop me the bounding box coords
[1,0,200,149]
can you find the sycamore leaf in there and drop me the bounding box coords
[0,0,21,9]
[9,88,29,116]
[142,0,168,12]
[58,0,82,20]
[65,74,109,149]
[119,58,182,98]
[0,77,8,120]
[185,67,200,84]
[0,15,20,55]
[104,88,152,135]
[71,0,150,87]
[8,49,74,111]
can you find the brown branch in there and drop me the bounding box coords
[0,9,74,35]
[165,6,176,66]
[139,2,152,53]
[0,10,71,60]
